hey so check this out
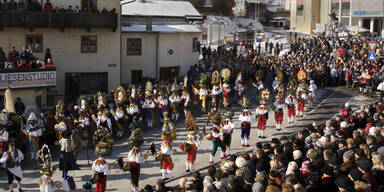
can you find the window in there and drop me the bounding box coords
[127,38,142,56]
[341,0,350,16]
[81,0,97,12]
[193,37,199,52]
[296,0,304,16]
[131,70,143,84]
[26,35,43,52]
[81,36,97,53]
[331,0,339,15]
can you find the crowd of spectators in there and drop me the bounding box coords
[0,45,54,70]
[0,0,116,14]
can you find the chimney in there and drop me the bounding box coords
[146,17,152,31]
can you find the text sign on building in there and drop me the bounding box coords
[352,0,384,17]
[0,70,56,89]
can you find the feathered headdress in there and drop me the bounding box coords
[220,68,231,83]
[37,144,54,175]
[114,86,126,105]
[185,111,198,132]
[78,95,89,113]
[211,70,220,85]
[241,96,250,109]
[128,128,144,148]
[4,86,15,113]
[145,81,153,97]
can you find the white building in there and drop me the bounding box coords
[121,0,202,84]
[0,0,120,106]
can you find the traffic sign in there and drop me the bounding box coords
[369,52,376,61]
[368,41,378,51]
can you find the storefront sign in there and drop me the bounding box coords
[352,0,384,17]
[0,70,56,89]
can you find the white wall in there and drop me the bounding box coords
[48,0,118,10]
[121,32,200,84]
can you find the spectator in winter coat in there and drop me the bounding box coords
[8,46,19,65]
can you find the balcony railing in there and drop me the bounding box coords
[0,12,118,31]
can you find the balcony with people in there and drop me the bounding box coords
[0,0,118,30]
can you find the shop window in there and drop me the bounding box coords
[193,37,199,52]
[127,38,142,56]
[81,36,97,53]
[26,35,43,52]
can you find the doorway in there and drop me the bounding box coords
[159,66,180,82]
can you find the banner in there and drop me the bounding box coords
[0,70,56,89]
[352,0,384,17]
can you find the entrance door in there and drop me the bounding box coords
[131,70,143,84]
[65,73,108,103]
[159,66,179,82]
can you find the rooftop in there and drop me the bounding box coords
[121,0,201,18]
[122,24,201,33]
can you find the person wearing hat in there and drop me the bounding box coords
[266,170,282,191]
[142,91,156,128]
[307,80,317,110]
[256,100,268,138]
[26,112,43,160]
[285,92,297,124]
[159,132,175,179]
[340,102,351,121]
[110,107,125,138]
[38,144,59,192]
[208,116,228,164]
[155,91,168,123]
[239,97,253,146]
[358,159,378,191]
[54,115,67,143]
[169,87,181,121]
[234,72,245,104]
[181,85,191,117]
[0,141,23,192]
[126,146,144,192]
[77,110,90,147]
[273,94,284,131]
[91,155,110,192]
[59,130,73,180]
[340,150,357,175]
[82,182,92,192]
[296,83,307,117]
[222,78,231,108]
[336,175,356,192]
[179,130,200,172]
[221,110,235,157]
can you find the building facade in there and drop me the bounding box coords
[121,0,202,84]
[0,0,120,106]
[291,0,384,36]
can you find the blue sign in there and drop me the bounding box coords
[168,49,174,55]
[369,52,376,61]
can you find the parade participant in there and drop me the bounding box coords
[114,86,126,107]
[156,91,168,124]
[159,129,175,179]
[211,84,222,111]
[0,141,23,192]
[179,111,200,172]
[120,128,145,192]
[59,130,73,180]
[307,80,317,110]
[78,111,90,148]
[256,100,268,138]
[94,92,107,109]
[221,108,235,156]
[78,95,90,114]
[37,144,59,192]
[26,112,43,159]
[340,102,351,121]
[196,75,209,113]
[92,125,113,192]
[192,80,200,106]
[0,109,9,154]
[239,97,253,147]
[169,83,181,121]
[234,73,245,103]
[0,124,9,154]
[93,111,112,133]
[181,83,191,117]
[142,82,156,128]
[285,92,297,124]
[221,68,231,107]
[296,82,308,117]
[111,107,125,138]
[207,116,228,164]
[273,94,284,131]
[92,156,110,192]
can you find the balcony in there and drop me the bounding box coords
[0,68,56,90]
[0,12,118,31]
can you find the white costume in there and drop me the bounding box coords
[307,80,317,109]
[39,174,57,192]
[1,148,24,191]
